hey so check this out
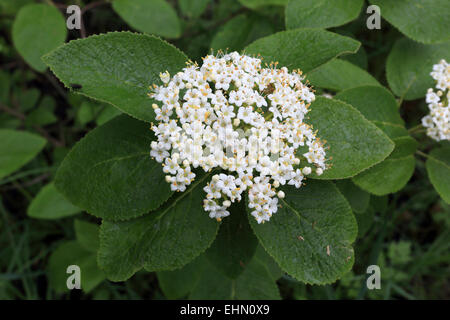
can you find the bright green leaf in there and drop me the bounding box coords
[249,180,357,284]
[286,0,364,29]
[12,4,66,72]
[306,97,395,179]
[27,183,81,220]
[112,0,181,38]
[55,114,172,221]
[334,85,416,195]
[335,86,404,125]
[426,147,450,204]
[307,59,380,92]
[369,0,450,44]
[0,129,46,179]
[98,173,220,281]
[353,155,416,196]
[244,29,360,73]
[43,32,188,122]
[386,38,450,101]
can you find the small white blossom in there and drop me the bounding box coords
[149,52,328,223]
[422,59,450,141]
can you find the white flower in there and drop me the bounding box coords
[422,59,450,141]
[149,52,328,223]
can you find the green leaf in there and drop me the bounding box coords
[157,255,207,299]
[334,85,416,195]
[16,88,40,112]
[248,180,357,284]
[27,183,81,220]
[158,245,282,299]
[335,179,370,214]
[252,245,284,281]
[211,14,275,53]
[306,97,395,179]
[25,95,58,127]
[0,129,46,179]
[389,136,418,159]
[205,201,258,278]
[426,147,450,204]
[307,59,380,92]
[43,32,188,122]
[353,155,416,196]
[74,220,100,253]
[96,106,123,126]
[189,253,281,299]
[48,241,105,293]
[286,0,364,29]
[354,206,374,238]
[179,0,210,18]
[77,101,97,126]
[244,29,360,73]
[0,0,32,15]
[98,173,220,281]
[386,38,450,101]
[12,4,66,72]
[369,0,450,44]
[112,0,181,38]
[335,86,403,125]
[55,114,172,221]
[238,0,289,9]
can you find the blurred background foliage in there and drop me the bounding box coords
[0,0,449,299]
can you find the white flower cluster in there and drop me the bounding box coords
[149,52,327,224]
[422,59,450,141]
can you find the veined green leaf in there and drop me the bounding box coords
[249,180,357,284]
[335,86,416,195]
[386,38,450,101]
[306,97,394,179]
[244,29,360,73]
[98,172,220,281]
[43,32,188,122]
[369,0,450,44]
[286,0,364,29]
[55,115,172,221]
[205,201,258,279]
[307,59,380,92]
